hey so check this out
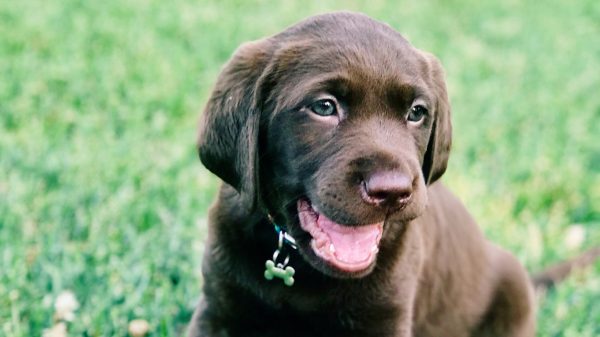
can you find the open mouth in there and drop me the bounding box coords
[297,199,383,273]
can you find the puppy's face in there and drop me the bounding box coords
[198,12,451,279]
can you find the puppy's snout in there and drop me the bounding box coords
[361,171,413,208]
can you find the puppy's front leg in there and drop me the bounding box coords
[474,248,535,337]
[187,300,230,337]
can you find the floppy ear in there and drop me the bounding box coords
[197,40,271,209]
[421,54,452,184]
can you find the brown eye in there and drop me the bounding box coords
[309,99,337,116]
[408,105,427,122]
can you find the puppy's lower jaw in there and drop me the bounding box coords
[297,199,383,273]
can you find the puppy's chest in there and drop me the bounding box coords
[221,307,399,337]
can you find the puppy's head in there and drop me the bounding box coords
[198,12,451,278]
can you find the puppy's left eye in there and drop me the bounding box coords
[309,99,337,117]
[408,105,428,123]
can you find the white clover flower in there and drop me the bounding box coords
[128,319,150,337]
[54,290,79,322]
[564,224,586,250]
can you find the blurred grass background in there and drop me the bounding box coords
[0,0,598,336]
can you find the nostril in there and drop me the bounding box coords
[361,171,413,206]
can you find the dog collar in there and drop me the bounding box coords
[273,223,298,250]
[264,215,297,286]
[267,214,298,249]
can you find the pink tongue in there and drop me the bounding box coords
[317,213,381,264]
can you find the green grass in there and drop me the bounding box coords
[0,0,598,336]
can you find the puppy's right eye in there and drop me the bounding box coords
[309,99,337,117]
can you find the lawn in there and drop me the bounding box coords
[0,0,598,336]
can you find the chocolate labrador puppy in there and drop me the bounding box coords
[190,12,535,337]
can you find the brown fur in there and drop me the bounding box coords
[532,247,600,290]
[190,12,535,337]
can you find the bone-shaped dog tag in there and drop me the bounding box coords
[264,260,295,286]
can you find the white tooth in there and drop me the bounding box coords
[371,246,379,254]
[329,243,336,253]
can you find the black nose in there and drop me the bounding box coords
[361,171,413,207]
